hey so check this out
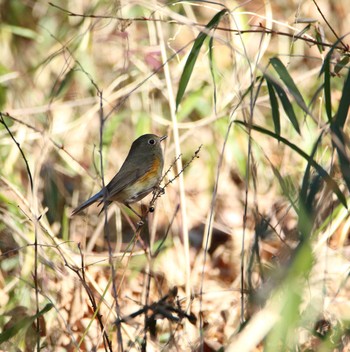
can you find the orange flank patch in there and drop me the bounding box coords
[137,156,161,185]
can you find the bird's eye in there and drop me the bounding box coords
[148,139,156,145]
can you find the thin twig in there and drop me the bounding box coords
[312,0,348,50]
[0,113,33,192]
[147,145,202,215]
[152,204,180,258]
[96,90,124,351]
[48,2,349,53]
[163,145,202,189]
[63,244,113,352]
[0,113,42,350]
[159,153,183,184]
[2,112,97,180]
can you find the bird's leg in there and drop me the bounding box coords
[125,204,143,222]
[154,185,165,196]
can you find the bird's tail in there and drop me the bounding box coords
[71,190,103,216]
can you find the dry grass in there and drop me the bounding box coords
[1,0,350,351]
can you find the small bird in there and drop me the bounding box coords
[71,134,167,218]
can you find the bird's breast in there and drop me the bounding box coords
[137,155,162,184]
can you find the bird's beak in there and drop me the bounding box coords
[160,135,167,142]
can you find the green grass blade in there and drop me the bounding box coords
[269,162,298,211]
[331,127,350,192]
[306,174,323,214]
[308,83,324,111]
[175,9,227,111]
[319,36,346,122]
[265,241,314,351]
[235,120,347,208]
[323,56,332,122]
[334,55,350,75]
[331,69,350,192]
[298,132,324,240]
[334,68,350,129]
[319,42,350,192]
[300,131,324,207]
[0,303,53,344]
[294,24,311,38]
[265,77,281,136]
[50,68,75,99]
[272,81,300,134]
[208,36,217,114]
[270,57,310,115]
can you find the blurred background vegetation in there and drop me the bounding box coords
[0,0,350,351]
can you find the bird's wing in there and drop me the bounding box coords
[106,158,153,199]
